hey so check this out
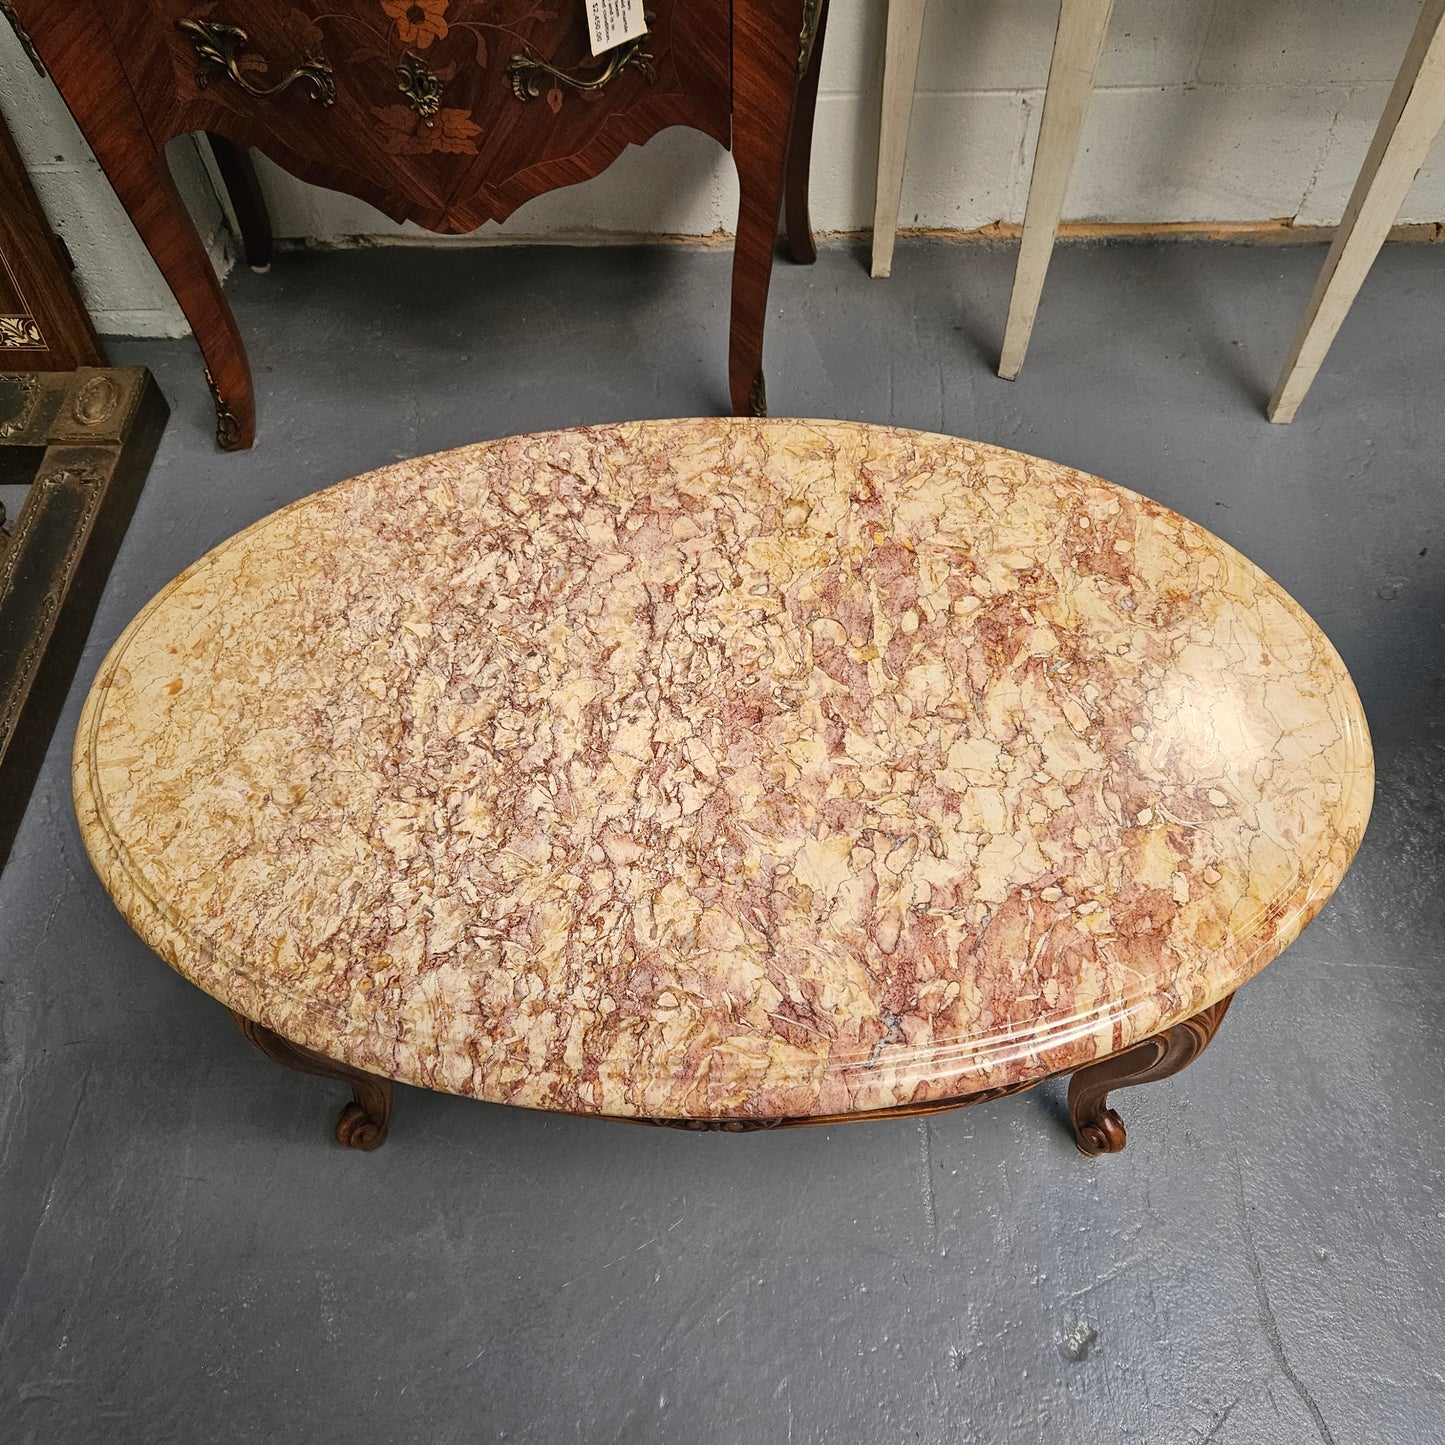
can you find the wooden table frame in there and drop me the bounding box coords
[7,0,831,449]
[229,992,1234,1156]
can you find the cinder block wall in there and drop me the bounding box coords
[4,0,1443,336]
[1,25,233,338]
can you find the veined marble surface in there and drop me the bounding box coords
[74,420,1373,1119]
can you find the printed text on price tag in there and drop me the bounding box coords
[584,0,647,57]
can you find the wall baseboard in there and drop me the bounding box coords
[273,216,1445,252]
[892,218,1445,246]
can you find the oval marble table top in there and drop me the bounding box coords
[74,420,1372,1121]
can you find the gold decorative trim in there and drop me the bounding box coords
[0,0,45,76]
[0,372,39,437]
[204,367,242,449]
[798,0,822,73]
[509,26,654,104]
[396,52,443,121]
[748,370,767,418]
[72,373,122,428]
[0,315,45,349]
[179,18,337,106]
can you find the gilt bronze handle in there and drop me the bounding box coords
[508,27,654,103]
[179,18,336,106]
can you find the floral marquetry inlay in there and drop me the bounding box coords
[382,0,451,50]
[73,421,1373,1123]
[177,0,603,148]
[0,315,45,348]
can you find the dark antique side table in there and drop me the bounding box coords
[5,0,831,449]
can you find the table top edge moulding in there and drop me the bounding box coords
[72,419,1373,1131]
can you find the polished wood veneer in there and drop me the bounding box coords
[8,0,830,447]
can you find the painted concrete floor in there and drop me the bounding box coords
[2,238,1442,1444]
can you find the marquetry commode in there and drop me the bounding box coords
[73,420,1373,1153]
[6,0,832,448]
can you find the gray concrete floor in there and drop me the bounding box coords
[2,237,1443,1444]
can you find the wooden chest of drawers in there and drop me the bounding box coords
[7,0,831,447]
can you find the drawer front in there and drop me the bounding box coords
[105,0,731,230]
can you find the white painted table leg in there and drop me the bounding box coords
[871,0,928,279]
[1268,0,1445,423]
[998,0,1115,380]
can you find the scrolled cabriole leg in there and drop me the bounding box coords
[1067,994,1233,1156]
[726,0,807,415]
[230,1010,393,1150]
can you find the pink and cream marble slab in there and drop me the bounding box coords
[73,420,1373,1126]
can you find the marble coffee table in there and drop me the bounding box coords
[73,420,1373,1153]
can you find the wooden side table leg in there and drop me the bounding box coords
[207,135,274,273]
[783,0,830,265]
[122,149,255,451]
[729,1,812,416]
[1067,994,1233,1156]
[231,1010,393,1150]
[1267,0,1445,423]
[871,0,927,279]
[14,5,255,448]
[998,0,1115,381]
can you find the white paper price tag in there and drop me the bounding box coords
[585,0,647,57]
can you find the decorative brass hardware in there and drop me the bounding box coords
[204,367,242,450]
[508,27,654,104]
[178,18,337,106]
[0,367,167,873]
[798,0,822,73]
[748,370,767,418]
[72,372,122,428]
[396,52,443,122]
[0,373,39,438]
[0,0,45,77]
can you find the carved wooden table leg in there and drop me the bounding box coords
[1267,0,1445,422]
[998,0,1115,382]
[15,5,256,449]
[1067,994,1233,1156]
[231,1010,392,1149]
[783,0,829,265]
[728,0,814,416]
[870,0,927,280]
[207,135,274,273]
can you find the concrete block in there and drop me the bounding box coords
[1064,83,1353,223]
[1097,0,1216,89]
[1197,0,1424,87]
[805,90,885,232]
[497,130,738,237]
[906,0,1213,98]
[0,27,90,169]
[897,91,1027,231]
[2,27,229,337]
[1403,115,1445,225]
[21,165,187,334]
[1293,80,1445,226]
[913,0,1058,95]
[817,0,886,97]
